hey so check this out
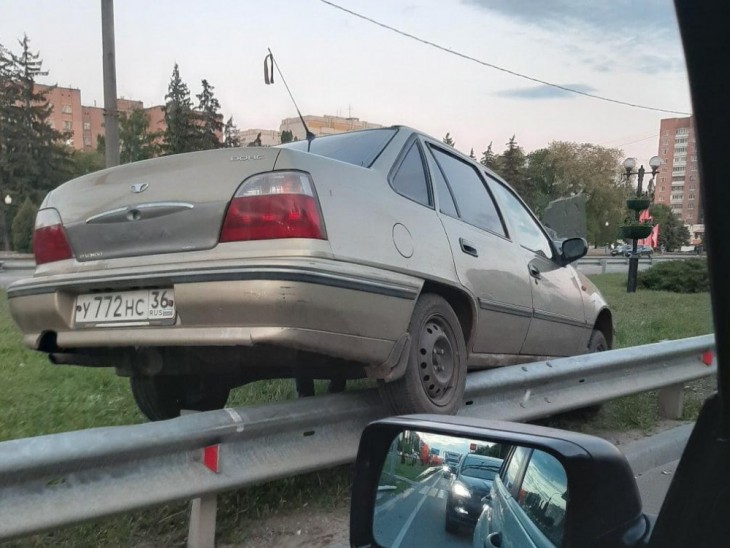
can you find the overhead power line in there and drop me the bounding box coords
[318,0,691,116]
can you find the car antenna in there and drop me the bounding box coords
[264,49,316,151]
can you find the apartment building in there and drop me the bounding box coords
[279,114,381,141]
[36,84,166,152]
[653,117,703,230]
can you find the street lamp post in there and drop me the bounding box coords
[622,156,661,293]
[1,194,11,252]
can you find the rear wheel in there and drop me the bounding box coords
[379,294,466,415]
[130,375,231,421]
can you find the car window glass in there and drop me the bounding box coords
[490,181,553,258]
[459,455,501,480]
[430,146,505,236]
[424,147,458,216]
[517,450,568,547]
[503,446,530,493]
[277,128,396,167]
[391,142,431,206]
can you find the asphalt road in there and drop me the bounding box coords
[374,470,472,548]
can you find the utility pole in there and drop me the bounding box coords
[101,0,120,167]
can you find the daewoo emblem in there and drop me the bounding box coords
[131,183,149,193]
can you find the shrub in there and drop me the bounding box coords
[638,259,709,293]
[11,198,37,253]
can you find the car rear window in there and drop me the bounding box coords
[277,128,397,167]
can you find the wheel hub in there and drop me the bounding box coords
[418,317,456,404]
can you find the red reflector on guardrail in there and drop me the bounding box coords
[702,351,714,366]
[203,445,220,473]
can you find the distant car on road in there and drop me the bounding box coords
[610,244,631,256]
[612,244,652,258]
[445,454,503,533]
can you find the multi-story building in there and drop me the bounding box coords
[279,114,381,141]
[653,117,703,240]
[238,129,281,147]
[36,84,167,152]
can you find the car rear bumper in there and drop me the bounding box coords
[8,258,422,365]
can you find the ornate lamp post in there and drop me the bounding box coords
[621,156,661,293]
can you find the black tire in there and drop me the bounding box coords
[130,375,230,421]
[588,329,608,352]
[445,513,459,534]
[379,294,467,415]
[295,376,316,398]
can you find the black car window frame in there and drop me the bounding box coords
[502,445,532,497]
[426,142,508,239]
[387,136,434,209]
[421,141,460,218]
[488,176,558,261]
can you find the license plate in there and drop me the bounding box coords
[74,289,176,326]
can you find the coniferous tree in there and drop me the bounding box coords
[442,132,455,147]
[280,130,294,144]
[469,148,476,160]
[480,141,499,170]
[163,63,197,154]
[223,116,241,148]
[119,108,158,163]
[247,132,262,147]
[498,135,529,200]
[195,79,223,149]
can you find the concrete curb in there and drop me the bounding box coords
[621,424,694,476]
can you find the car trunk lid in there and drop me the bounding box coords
[46,148,280,261]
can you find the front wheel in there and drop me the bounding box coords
[130,375,231,421]
[379,294,467,415]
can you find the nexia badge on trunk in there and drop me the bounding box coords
[131,183,149,193]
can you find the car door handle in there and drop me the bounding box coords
[459,238,479,257]
[486,532,502,547]
[529,264,541,279]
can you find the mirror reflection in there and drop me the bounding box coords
[374,430,568,548]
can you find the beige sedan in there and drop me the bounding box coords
[8,127,612,420]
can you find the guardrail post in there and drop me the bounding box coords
[658,383,685,420]
[600,259,607,274]
[188,494,217,548]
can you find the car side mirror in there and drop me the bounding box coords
[561,237,588,264]
[350,415,648,547]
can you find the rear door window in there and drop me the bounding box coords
[390,142,432,207]
[429,146,505,237]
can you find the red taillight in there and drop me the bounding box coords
[220,171,326,242]
[33,208,74,264]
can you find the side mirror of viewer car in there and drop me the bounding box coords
[350,415,651,548]
[560,238,588,265]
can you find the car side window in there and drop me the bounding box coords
[423,147,458,217]
[429,146,505,237]
[503,445,530,493]
[490,180,553,258]
[517,450,568,547]
[391,142,432,207]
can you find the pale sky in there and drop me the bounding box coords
[2,0,691,163]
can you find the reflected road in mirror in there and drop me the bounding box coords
[373,430,568,548]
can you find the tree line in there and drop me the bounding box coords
[0,36,254,251]
[442,133,690,249]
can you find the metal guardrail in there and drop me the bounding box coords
[0,335,717,543]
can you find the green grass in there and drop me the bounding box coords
[544,273,714,434]
[0,275,715,545]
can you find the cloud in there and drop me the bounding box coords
[494,83,597,100]
[462,0,684,74]
[462,0,678,37]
